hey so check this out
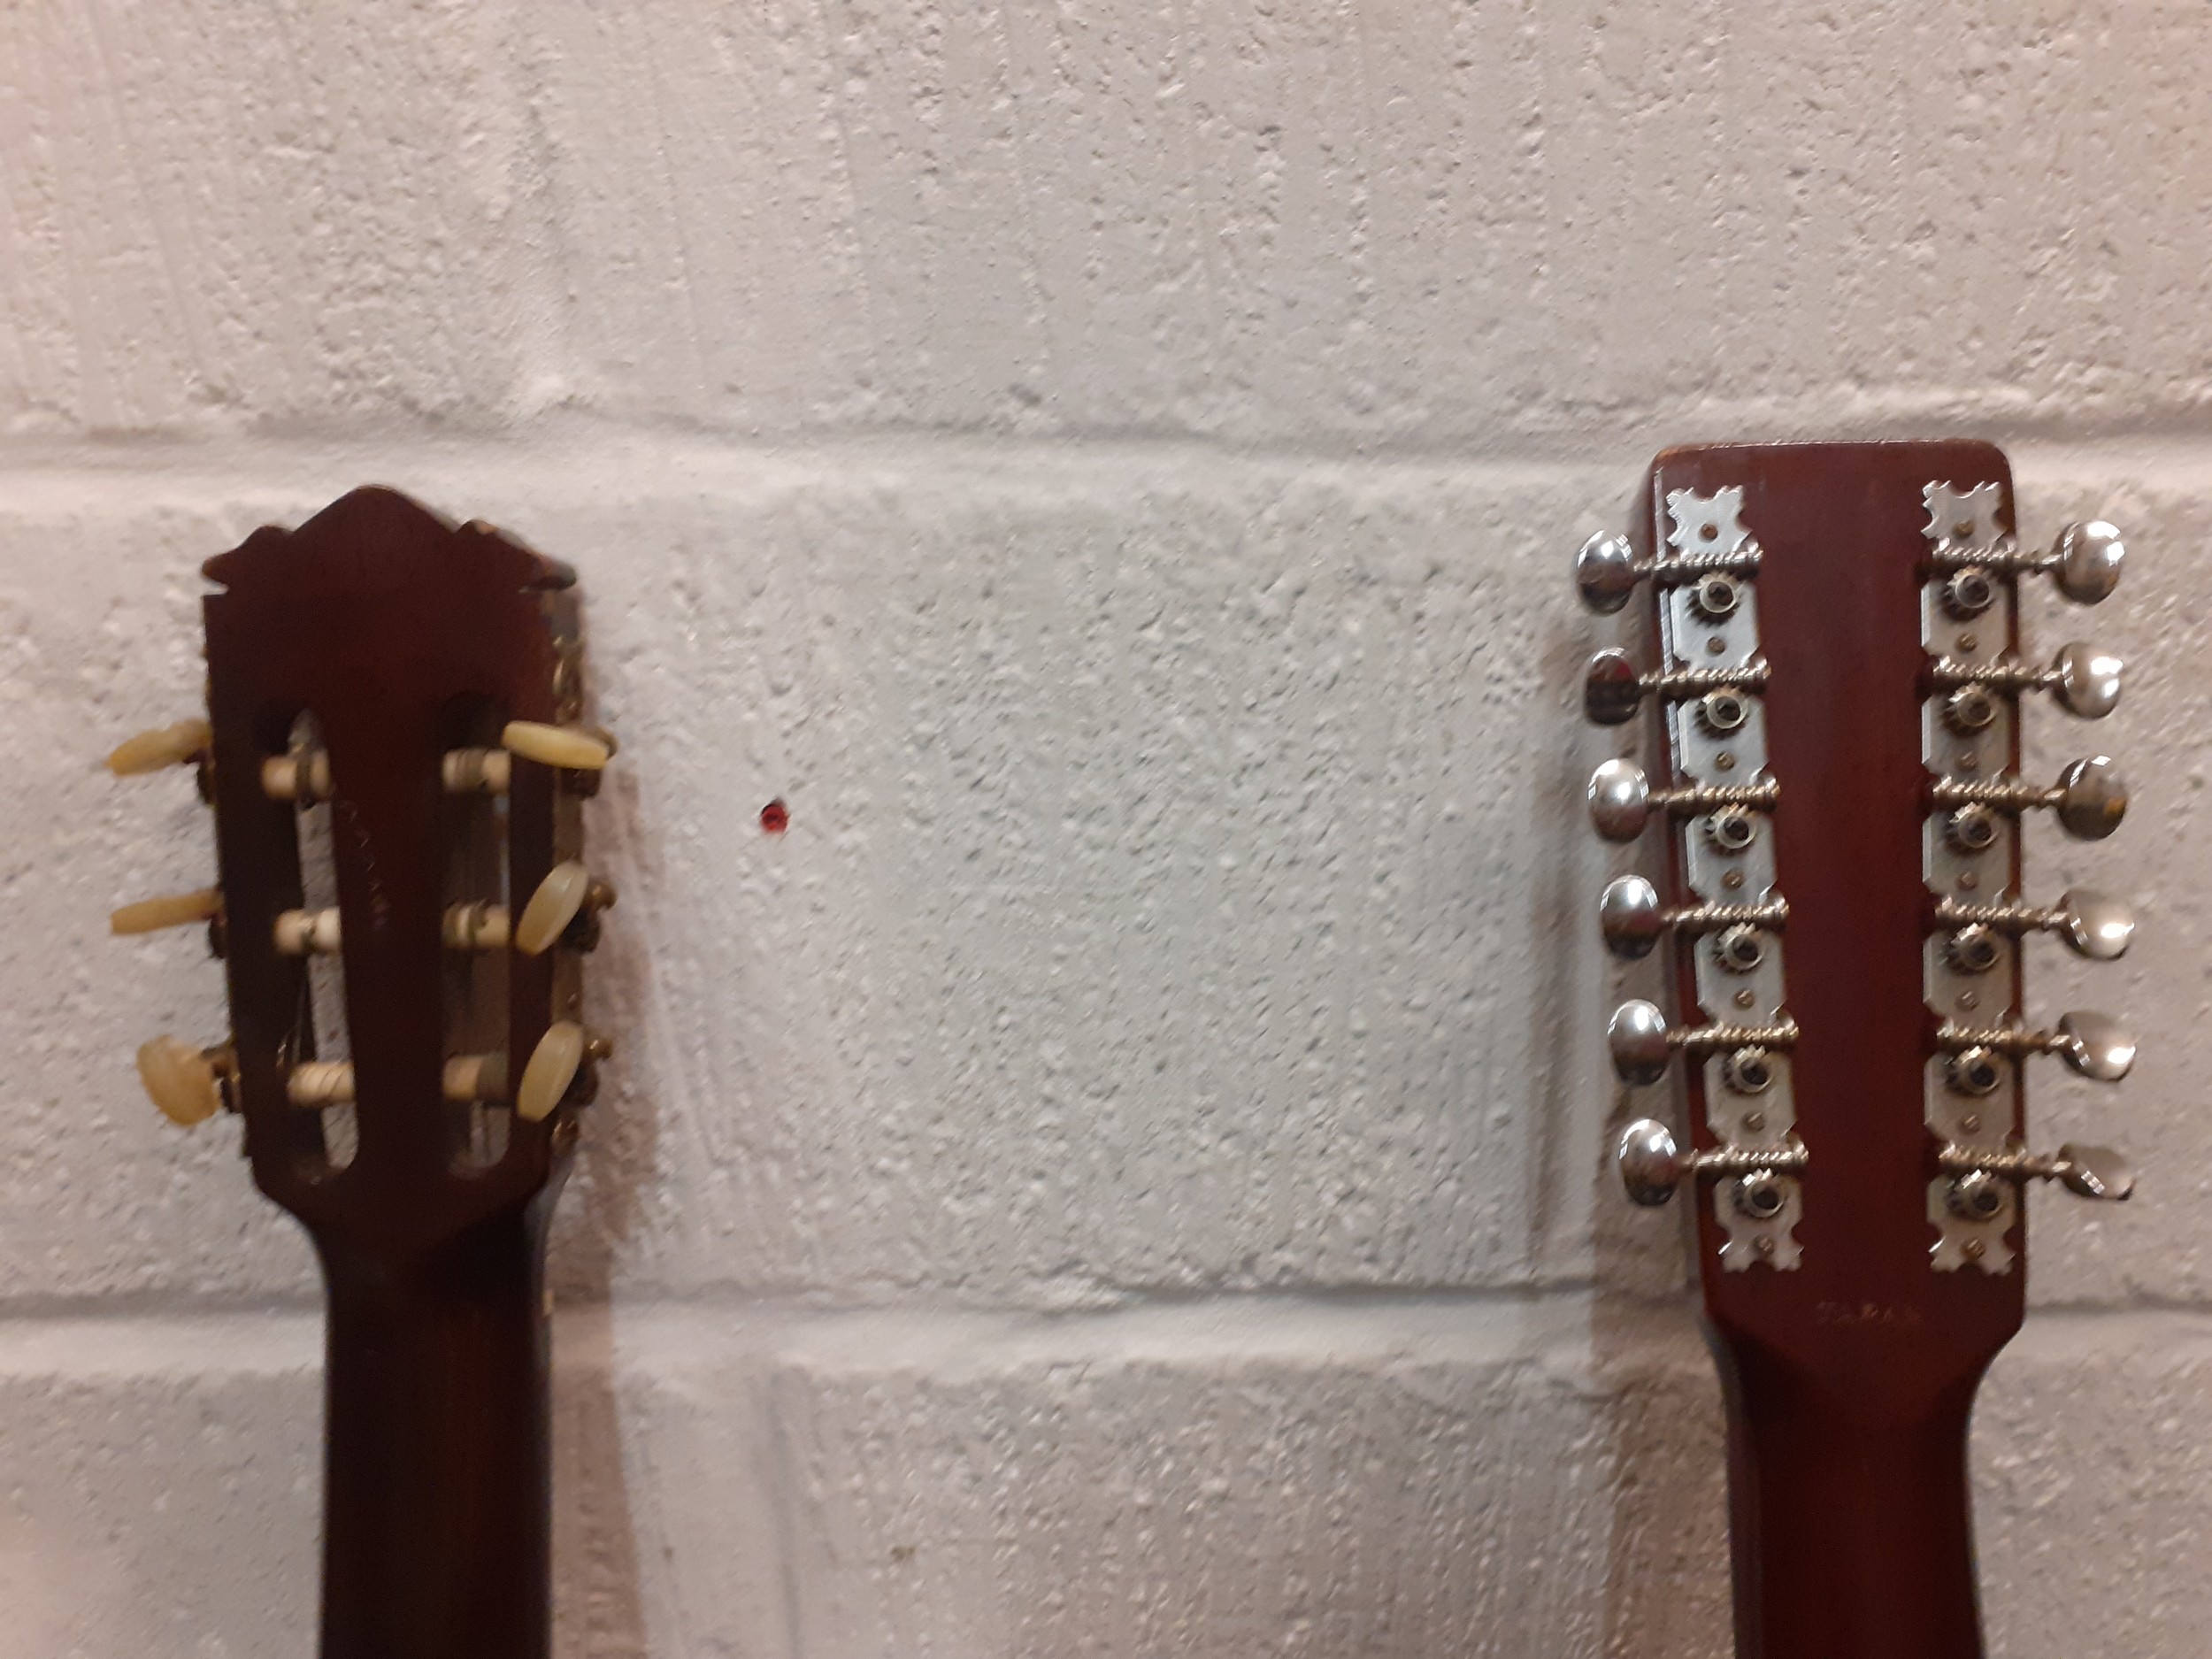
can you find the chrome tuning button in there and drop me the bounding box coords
[1926,520,2124,605]
[1939,1141,2134,1202]
[1588,758,1779,842]
[1576,534,1642,615]
[1598,874,1786,961]
[1932,887,2133,962]
[1582,649,1770,726]
[2046,521,2126,605]
[1928,642,2124,720]
[1615,1118,1808,1208]
[1937,1010,2136,1084]
[1609,1000,1799,1086]
[1931,755,2127,841]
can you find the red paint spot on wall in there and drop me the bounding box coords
[759,798,789,834]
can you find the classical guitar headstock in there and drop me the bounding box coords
[1579,444,2131,1374]
[108,488,618,1256]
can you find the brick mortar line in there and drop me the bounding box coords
[0,1293,2201,1382]
[2,423,2212,498]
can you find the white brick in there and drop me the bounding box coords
[4,1302,2208,1658]
[16,4,2212,442]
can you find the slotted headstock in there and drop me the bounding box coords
[1580,443,2133,1393]
[111,488,618,1261]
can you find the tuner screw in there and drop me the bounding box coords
[108,718,212,777]
[1697,688,1751,734]
[1946,1169,2008,1223]
[1943,686,2000,734]
[1941,567,1999,620]
[2049,521,2124,605]
[1723,1046,1777,1094]
[1944,924,2004,975]
[1706,806,1759,854]
[1944,803,2001,854]
[1575,533,1641,614]
[515,861,618,956]
[1733,1171,1787,1221]
[1711,924,1766,973]
[1689,573,1742,621]
[136,1036,234,1128]
[1946,1046,2006,1096]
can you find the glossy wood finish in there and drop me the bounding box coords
[1638,443,2023,1659]
[202,488,589,1659]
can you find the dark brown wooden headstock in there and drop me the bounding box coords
[111,485,617,1258]
[1579,442,2134,1658]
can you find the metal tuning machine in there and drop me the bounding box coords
[1918,484,2136,1274]
[1582,488,1804,1271]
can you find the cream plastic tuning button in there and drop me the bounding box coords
[107,719,211,776]
[514,862,617,956]
[137,1036,229,1127]
[111,887,222,936]
[517,1022,591,1122]
[501,721,612,772]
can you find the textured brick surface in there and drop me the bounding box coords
[12,4,2212,442]
[3,0,2205,1652]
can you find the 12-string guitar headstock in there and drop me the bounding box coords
[108,488,618,1257]
[1578,444,2132,1380]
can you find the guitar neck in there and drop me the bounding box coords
[315,1191,561,1659]
[1716,1322,1996,1659]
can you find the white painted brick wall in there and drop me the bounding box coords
[2,4,2206,1654]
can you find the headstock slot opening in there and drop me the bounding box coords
[442,694,514,1173]
[276,707,357,1175]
